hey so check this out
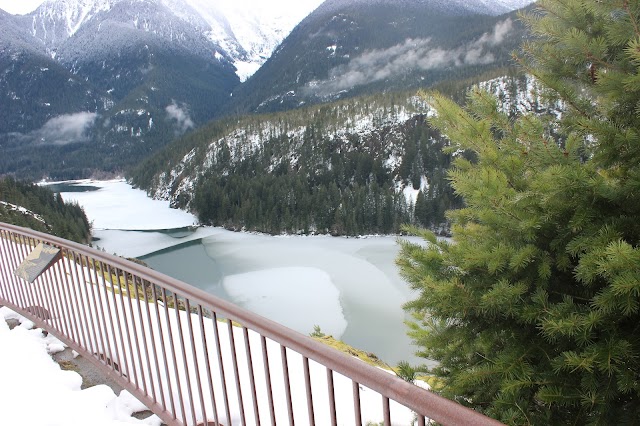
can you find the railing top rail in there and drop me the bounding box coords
[0,222,503,426]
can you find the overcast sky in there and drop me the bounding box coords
[0,0,45,14]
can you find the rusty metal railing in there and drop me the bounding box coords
[0,222,503,426]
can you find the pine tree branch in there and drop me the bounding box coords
[623,1,640,40]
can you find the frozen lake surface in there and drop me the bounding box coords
[56,179,425,365]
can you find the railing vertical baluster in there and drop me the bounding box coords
[116,267,138,385]
[10,232,30,306]
[163,288,188,425]
[0,231,20,306]
[0,232,24,307]
[185,299,207,425]
[33,237,61,334]
[140,279,160,406]
[228,319,247,426]
[88,258,115,375]
[281,345,295,426]
[352,381,362,426]
[59,250,82,344]
[243,326,261,426]
[261,336,277,426]
[68,250,90,348]
[303,356,315,426]
[79,254,102,359]
[211,312,232,426]
[101,263,125,378]
[123,272,147,393]
[132,276,153,401]
[19,236,39,310]
[327,368,337,426]
[51,253,74,343]
[0,231,9,301]
[12,235,31,308]
[199,307,221,426]
[152,285,176,418]
[79,255,101,361]
[12,233,33,310]
[25,237,48,322]
[40,261,61,332]
[418,414,427,426]
[69,253,95,355]
[174,294,197,426]
[383,396,391,426]
[107,265,131,380]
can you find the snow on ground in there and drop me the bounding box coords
[223,267,347,338]
[0,307,160,426]
[0,201,47,223]
[48,179,197,231]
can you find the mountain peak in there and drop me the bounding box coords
[24,0,324,81]
[34,0,113,37]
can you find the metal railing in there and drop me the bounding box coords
[0,222,503,426]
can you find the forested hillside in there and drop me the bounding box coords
[132,71,554,236]
[131,91,476,235]
[0,178,91,243]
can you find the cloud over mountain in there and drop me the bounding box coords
[35,112,99,145]
[307,19,514,96]
[166,101,194,134]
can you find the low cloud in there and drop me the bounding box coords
[307,19,513,96]
[36,112,98,145]
[166,101,194,134]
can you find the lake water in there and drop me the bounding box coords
[46,182,101,193]
[137,231,424,365]
[58,180,427,366]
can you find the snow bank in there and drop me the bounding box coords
[0,307,161,426]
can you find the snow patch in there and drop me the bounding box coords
[0,201,47,224]
[0,306,161,426]
[223,267,347,339]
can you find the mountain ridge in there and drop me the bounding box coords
[224,0,531,116]
[12,0,325,81]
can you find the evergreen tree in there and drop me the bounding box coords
[0,178,91,243]
[398,1,640,424]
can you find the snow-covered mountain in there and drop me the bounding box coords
[183,0,325,81]
[226,0,536,115]
[18,0,324,81]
